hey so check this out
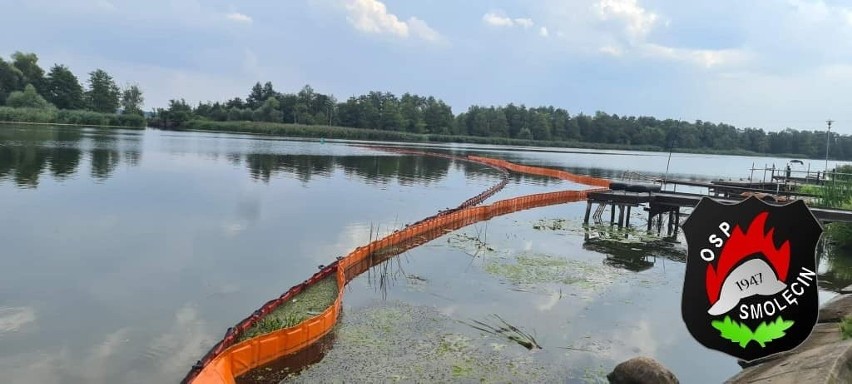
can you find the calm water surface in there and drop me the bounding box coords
[0,125,849,384]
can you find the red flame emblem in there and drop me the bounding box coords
[705,212,791,305]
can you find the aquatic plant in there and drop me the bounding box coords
[238,275,339,342]
[462,314,542,350]
[286,302,557,383]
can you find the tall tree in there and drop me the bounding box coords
[247,82,264,109]
[0,58,24,103]
[11,52,45,93]
[86,69,120,113]
[44,64,84,110]
[255,96,282,122]
[120,84,144,115]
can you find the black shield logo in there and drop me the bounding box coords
[681,196,823,362]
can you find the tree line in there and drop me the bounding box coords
[153,81,852,160]
[0,51,145,127]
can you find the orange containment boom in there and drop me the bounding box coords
[181,152,612,384]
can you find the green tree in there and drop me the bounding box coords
[255,96,283,122]
[167,98,192,124]
[246,82,264,109]
[0,58,24,103]
[6,84,53,109]
[44,64,84,110]
[529,112,551,140]
[120,84,144,115]
[86,69,120,113]
[11,52,45,93]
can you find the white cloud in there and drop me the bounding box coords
[344,0,442,42]
[595,0,659,41]
[515,18,535,29]
[539,26,549,37]
[226,12,252,24]
[482,10,535,29]
[534,0,747,69]
[408,16,442,43]
[483,11,514,27]
[641,44,751,68]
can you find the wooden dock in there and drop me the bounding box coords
[583,189,852,237]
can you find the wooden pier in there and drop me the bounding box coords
[583,189,852,237]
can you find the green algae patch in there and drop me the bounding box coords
[533,218,570,231]
[238,274,339,342]
[482,252,623,295]
[286,301,559,383]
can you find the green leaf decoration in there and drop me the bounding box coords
[712,316,754,348]
[752,316,794,347]
[711,316,794,349]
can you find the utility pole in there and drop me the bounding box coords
[825,119,834,173]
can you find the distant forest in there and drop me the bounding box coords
[151,81,850,160]
[0,50,843,160]
[0,51,145,127]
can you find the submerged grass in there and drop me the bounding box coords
[285,301,559,383]
[483,252,621,292]
[239,275,339,342]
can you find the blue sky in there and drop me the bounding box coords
[3,0,852,133]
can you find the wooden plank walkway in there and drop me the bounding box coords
[587,190,852,224]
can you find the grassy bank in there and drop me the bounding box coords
[181,120,753,154]
[0,106,145,128]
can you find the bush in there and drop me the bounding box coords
[0,106,145,128]
[6,84,54,109]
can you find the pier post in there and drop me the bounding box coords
[617,205,625,228]
[610,204,616,225]
[647,206,654,231]
[667,210,675,237]
[583,201,592,224]
[625,206,632,227]
[674,209,681,235]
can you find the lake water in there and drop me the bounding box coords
[0,125,849,384]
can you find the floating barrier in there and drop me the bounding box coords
[181,151,612,384]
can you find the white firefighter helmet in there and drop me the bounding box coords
[707,258,787,316]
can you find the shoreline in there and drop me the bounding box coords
[0,120,143,130]
[168,120,824,161]
[0,119,842,162]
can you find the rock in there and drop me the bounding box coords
[726,323,852,384]
[607,356,679,384]
[819,294,852,323]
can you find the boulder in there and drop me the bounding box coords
[819,294,852,323]
[607,356,679,384]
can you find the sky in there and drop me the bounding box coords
[2,0,852,133]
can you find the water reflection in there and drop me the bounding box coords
[244,154,458,185]
[0,127,561,190]
[818,242,852,292]
[581,225,686,273]
[0,127,142,187]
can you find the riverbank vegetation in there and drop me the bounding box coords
[151,81,852,160]
[805,165,852,250]
[0,51,145,128]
